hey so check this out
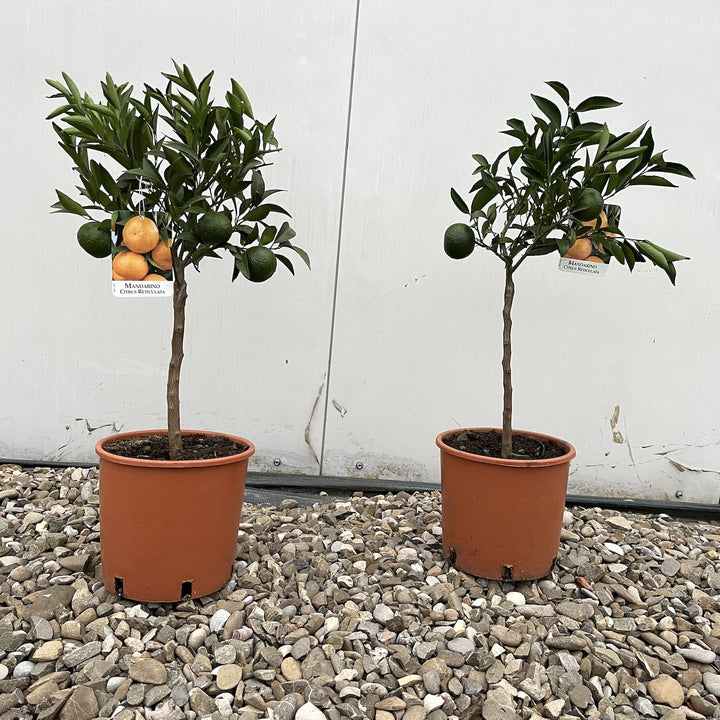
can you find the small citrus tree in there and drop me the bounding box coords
[47,62,309,459]
[445,81,693,458]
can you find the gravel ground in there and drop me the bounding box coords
[3,464,720,720]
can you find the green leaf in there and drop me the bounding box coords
[52,190,89,217]
[46,104,73,120]
[556,236,571,256]
[198,70,214,104]
[636,240,671,270]
[602,146,646,162]
[604,122,647,154]
[450,187,469,215]
[244,206,271,222]
[232,252,249,281]
[500,128,527,141]
[611,157,641,193]
[508,146,523,165]
[251,170,265,202]
[45,78,71,99]
[545,81,570,105]
[276,254,295,275]
[289,245,311,269]
[163,140,200,162]
[621,242,637,270]
[606,240,626,264]
[230,80,254,118]
[470,186,498,214]
[660,161,695,179]
[522,153,547,175]
[595,124,611,157]
[504,120,527,140]
[525,243,557,257]
[640,127,655,165]
[561,122,605,145]
[627,175,678,187]
[531,94,562,127]
[575,96,622,112]
[644,241,689,263]
[61,72,82,103]
[260,226,276,245]
[275,221,296,244]
[86,101,117,119]
[102,73,121,108]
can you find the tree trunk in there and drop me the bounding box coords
[501,263,515,458]
[167,260,187,460]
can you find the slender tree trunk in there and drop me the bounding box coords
[167,261,187,460]
[501,263,515,459]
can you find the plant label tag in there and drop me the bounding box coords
[111,217,173,297]
[558,257,609,277]
[112,280,173,297]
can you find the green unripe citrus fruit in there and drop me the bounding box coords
[443,223,475,259]
[572,188,604,222]
[197,212,233,245]
[77,221,112,258]
[246,246,277,282]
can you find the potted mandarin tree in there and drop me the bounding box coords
[47,62,309,601]
[438,81,692,580]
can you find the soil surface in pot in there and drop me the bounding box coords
[102,434,248,461]
[443,429,568,460]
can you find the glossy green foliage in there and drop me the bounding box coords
[449,81,693,283]
[47,62,309,281]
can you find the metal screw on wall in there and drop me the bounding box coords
[273,458,281,467]
[355,462,364,470]
[675,490,683,499]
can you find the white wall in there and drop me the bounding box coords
[2,1,719,503]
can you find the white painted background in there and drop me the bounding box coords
[1,1,719,503]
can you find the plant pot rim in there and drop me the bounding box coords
[436,427,576,468]
[96,429,255,469]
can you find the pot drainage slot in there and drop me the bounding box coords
[181,581,193,599]
[448,548,457,564]
[502,565,514,581]
[114,577,124,597]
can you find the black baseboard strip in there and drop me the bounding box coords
[3,459,718,520]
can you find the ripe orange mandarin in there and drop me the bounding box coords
[151,238,173,271]
[564,236,593,260]
[112,251,149,280]
[122,216,160,253]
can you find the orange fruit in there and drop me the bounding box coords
[151,238,173,270]
[112,251,149,280]
[584,256,605,264]
[122,216,160,253]
[144,273,168,281]
[112,269,126,281]
[564,236,593,260]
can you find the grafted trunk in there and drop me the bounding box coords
[167,261,187,460]
[501,264,515,458]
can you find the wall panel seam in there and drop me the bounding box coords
[318,0,361,476]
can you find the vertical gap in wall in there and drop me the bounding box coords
[318,0,361,477]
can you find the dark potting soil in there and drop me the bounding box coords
[443,429,568,460]
[102,434,248,461]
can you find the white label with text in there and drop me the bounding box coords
[558,258,608,277]
[112,281,173,297]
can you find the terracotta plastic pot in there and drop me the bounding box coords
[96,429,255,602]
[436,428,575,581]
